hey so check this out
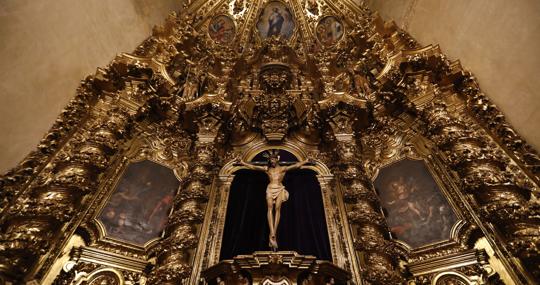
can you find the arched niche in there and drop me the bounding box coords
[197,142,359,281]
[219,149,331,260]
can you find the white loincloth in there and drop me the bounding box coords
[266,184,289,201]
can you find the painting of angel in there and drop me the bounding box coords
[98,160,179,245]
[316,16,344,46]
[374,159,458,248]
[209,15,236,44]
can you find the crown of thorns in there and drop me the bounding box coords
[262,149,280,160]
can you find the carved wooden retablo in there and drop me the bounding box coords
[0,0,538,284]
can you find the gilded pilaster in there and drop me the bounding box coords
[147,86,227,282]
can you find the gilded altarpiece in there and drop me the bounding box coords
[0,0,539,285]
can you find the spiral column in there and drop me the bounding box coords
[0,107,133,281]
[422,102,540,279]
[337,141,406,285]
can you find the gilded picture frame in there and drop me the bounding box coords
[207,14,237,45]
[366,132,475,256]
[79,140,187,254]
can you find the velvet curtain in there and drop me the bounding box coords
[219,168,331,261]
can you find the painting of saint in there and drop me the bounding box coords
[256,2,295,40]
[316,16,344,46]
[98,160,179,245]
[374,159,458,248]
[209,15,236,44]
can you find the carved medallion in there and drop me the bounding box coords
[209,15,236,44]
[316,16,344,46]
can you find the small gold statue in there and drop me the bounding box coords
[306,0,319,15]
[238,150,310,250]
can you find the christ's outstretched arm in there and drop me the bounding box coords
[284,159,310,171]
[239,159,267,172]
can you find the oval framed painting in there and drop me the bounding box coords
[208,15,236,44]
[256,1,296,40]
[316,16,344,46]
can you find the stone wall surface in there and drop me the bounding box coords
[365,0,540,151]
[0,0,184,173]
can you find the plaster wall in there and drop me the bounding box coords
[365,0,540,151]
[0,0,185,173]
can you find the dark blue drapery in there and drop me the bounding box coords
[219,168,331,261]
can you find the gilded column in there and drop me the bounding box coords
[148,90,227,283]
[422,102,540,279]
[147,142,215,284]
[337,141,405,285]
[0,106,133,281]
[318,70,405,283]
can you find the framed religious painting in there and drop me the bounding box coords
[316,16,344,46]
[95,159,180,247]
[256,1,296,40]
[374,158,459,249]
[208,15,236,45]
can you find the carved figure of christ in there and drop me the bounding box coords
[238,155,310,250]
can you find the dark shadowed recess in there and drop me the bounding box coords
[219,165,331,260]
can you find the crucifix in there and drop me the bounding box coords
[237,150,311,250]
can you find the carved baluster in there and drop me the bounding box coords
[337,142,405,285]
[422,102,540,279]
[0,107,133,281]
